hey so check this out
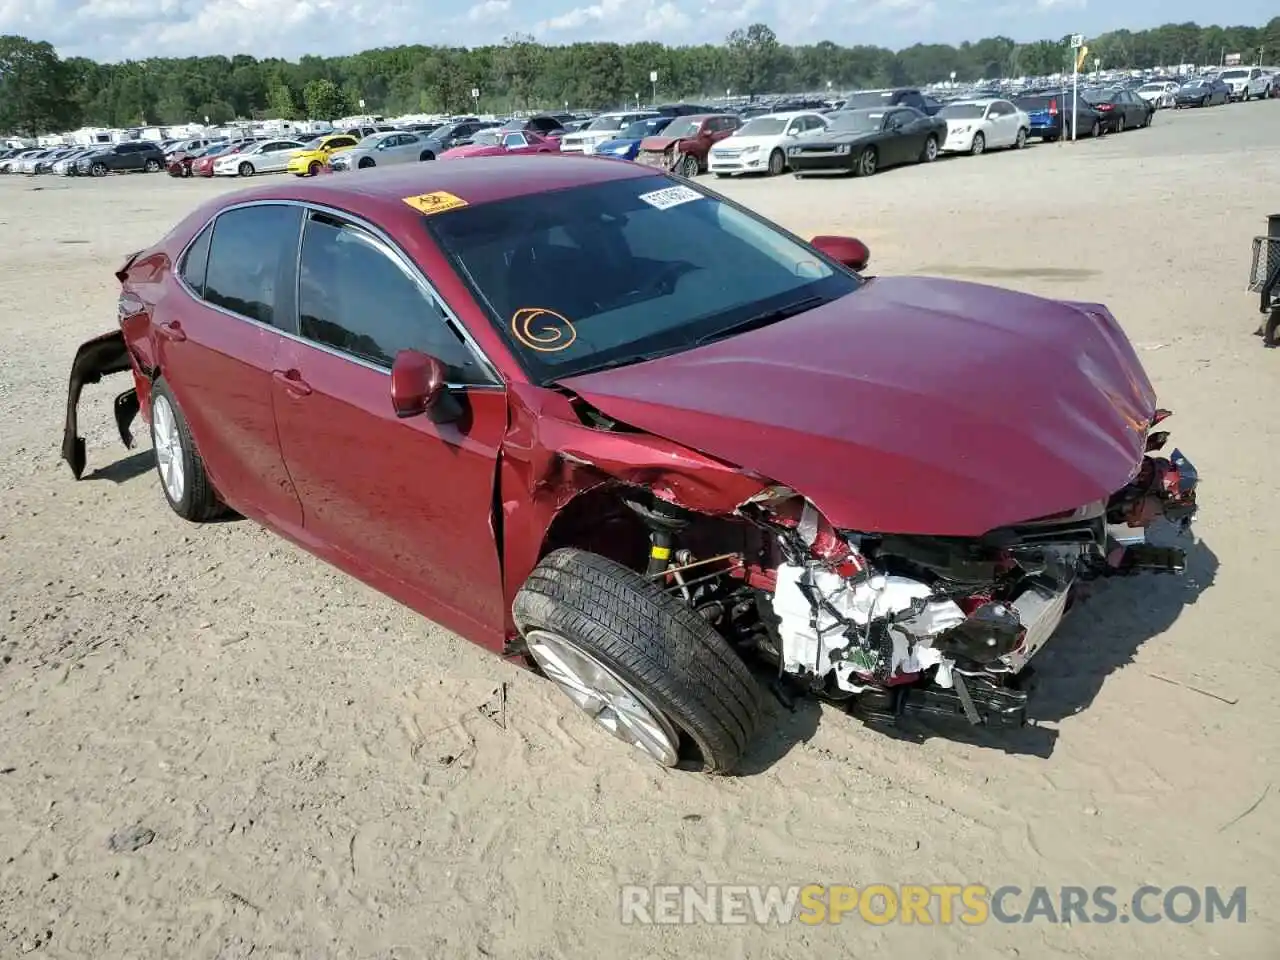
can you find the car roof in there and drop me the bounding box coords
[224,154,655,218]
[948,98,1003,106]
[751,111,824,120]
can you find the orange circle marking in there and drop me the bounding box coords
[511,307,577,352]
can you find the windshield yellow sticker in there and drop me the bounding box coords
[402,191,468,215]
[512,307,577,352]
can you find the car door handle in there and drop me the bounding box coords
[155,320,186,342]
[272,369,312,397]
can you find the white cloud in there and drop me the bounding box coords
[535,0,690,37]
[466,0,510,23]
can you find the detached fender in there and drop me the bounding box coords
[62,330,138,479]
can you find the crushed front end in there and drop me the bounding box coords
[722,412,1200,729]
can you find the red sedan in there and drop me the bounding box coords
[440,129,560,159]
[63,157,1199,773]
[189,140,256,177]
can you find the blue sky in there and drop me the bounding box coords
[3,0,1274,62]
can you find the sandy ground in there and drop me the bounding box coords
[1,103,1278,960]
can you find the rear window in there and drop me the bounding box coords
[842,91,896,108]
[937,103,985,119]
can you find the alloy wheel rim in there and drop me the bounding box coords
[973,135,984,154]
[525,628,680,766]
[151,395,185,503]
[927,139,937,159]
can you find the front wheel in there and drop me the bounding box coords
[1014,127,1028,149]
[150,379,223,523]
[855,147,878,176]
[1116,115,1126,133]
[144,159,161,172]
[238,161,253,177]
[969,132,985,156]
[920,135,939,162]
[512,548,762,773]
[308,161,321,176]
[91,163,107,177]
[678,152,699,178]
[766,148,785,176]
[358,157,375,169]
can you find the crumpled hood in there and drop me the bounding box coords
[638,136,683,152]
[557,276,1157,537]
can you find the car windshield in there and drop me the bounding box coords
[302,136,328,150]
[827,110,883,133]
[621,119,660,138]
[424,175,861,384]
[1181,80,1206,88]
[738,117,788,136]
[662,118,703,139]
[937,103,985,119]
[842,91,896,108]
[1138,84,1164,92]
[586,116,627,131]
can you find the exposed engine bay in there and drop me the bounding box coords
[622,410,1199,729]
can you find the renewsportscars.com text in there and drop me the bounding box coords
[619,884,1247,926]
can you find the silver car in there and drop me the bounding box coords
[330,131,433,171]
[212,139,305,177]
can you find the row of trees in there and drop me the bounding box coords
[3,18,1279,136]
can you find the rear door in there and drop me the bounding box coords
[155,203,305,527]
[270,208,509,633]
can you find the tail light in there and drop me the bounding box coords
[1049,99,1059,116]
[1097,103,1113,110]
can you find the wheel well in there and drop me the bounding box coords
[540,486,649,571]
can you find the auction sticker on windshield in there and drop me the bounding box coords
[638,185,701,211]
[402,191,468,215]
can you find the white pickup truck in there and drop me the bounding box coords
[1219,67,1274,101]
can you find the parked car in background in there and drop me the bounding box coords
[0,149,41,173]
[53,148,95,175]
[190,141,252,178]
[1013,91,1104,141]
[331,131,437,169]
[1174,77,1230,107]
[558,111,659,154]
[287,133,360,176]
[76,141,167,176]
[1218,67,1262,101]
[1136,81,1179,109]
[440,129,561,159]
[840,88,931,112]
[937,99,1030,155]
[591,117,674,160]
[212,139,304,177]
[634,114,743,177]
[165,138,219,163]
[1085,87,1155,132]
[1245,68,1274,100]
[498,115,565,139]
[789,106,946,177]
[708,111,828,177]
[32,147,79,173]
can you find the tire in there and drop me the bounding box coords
[855,147,878,176]
[969,132,985,156]
[238,161,253,177]
[308,161,320,176]
[1014,127,1028,149]
[920,135,939,162]
[766,148,785,176]
[512,548,762,773]
[182,166,191,178]
[358,157,375,169]
[1116,115,1126,132]
[149,378,223,523]
[144,159,161,172]
[91,163,107,177]
[1201,96,1209,108]
[1089,120,1101,138]
[679,152,699,178]
[419,150,435,161]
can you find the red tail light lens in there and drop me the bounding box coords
[1049,100,1058,115]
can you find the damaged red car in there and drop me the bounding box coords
[63,156,1199,774]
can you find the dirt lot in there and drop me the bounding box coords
[2,103,1278,959]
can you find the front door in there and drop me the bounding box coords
[270,208,508,636]
[155,203,305,528]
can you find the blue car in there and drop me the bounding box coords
[592,117,673,160]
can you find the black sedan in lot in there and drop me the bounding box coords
[1174,77,1231,108]
[788,106,947,178]
[1086,87,1155,132]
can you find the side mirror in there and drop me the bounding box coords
[810,235,870,271]
[390,349,447,418]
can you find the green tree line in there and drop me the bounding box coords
[2,18,1278,136]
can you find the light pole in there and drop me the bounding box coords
[649,70,658,105]
[949,70,956,87]
[472,87,480,114]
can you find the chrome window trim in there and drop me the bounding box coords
[171,198,504,391]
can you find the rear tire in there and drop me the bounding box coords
[920,135,939,162]
[1089,120,1101,138]
[150,378,223,523]
[678,152,699,178]
[144,159,161,172]
[91,163,107,177]
[512,548,763,773]
[358,157,375,169]
[1014,127,1028,149]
